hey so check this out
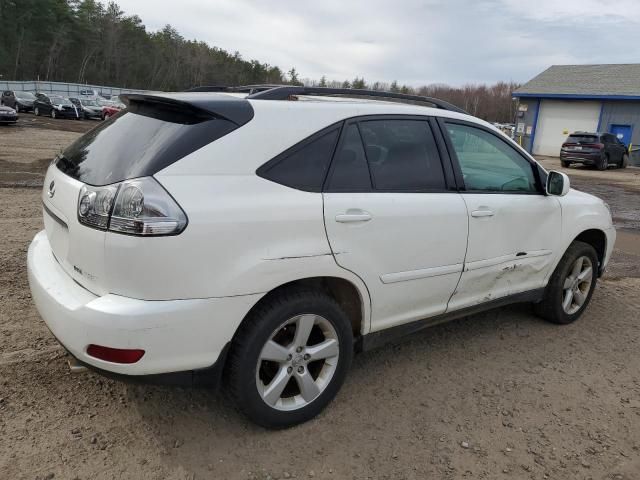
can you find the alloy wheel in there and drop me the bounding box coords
[256,314,340,411]
[562,256,593,315]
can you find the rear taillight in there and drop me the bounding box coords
[87,345,145,364]
[78,177,187,236]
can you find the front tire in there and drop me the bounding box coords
[51,109,57,119]
[534,241,598,324]
[34,107,40,116]
[561,160,571,168]
[227,289,353,428]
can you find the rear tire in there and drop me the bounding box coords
[226,288,353,428]
[621,153,629,168]
[597,155,609,171]
[534,241,598,324]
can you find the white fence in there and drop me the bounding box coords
[0,80,151,98]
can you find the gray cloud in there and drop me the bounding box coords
[115,0,640,85]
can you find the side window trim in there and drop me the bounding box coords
[435,117,545,195]
[323,119,373,192]
[428,116,459,191]
[324,114,455,193]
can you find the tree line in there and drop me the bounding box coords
[0,0,519,122]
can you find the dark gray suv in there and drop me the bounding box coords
[560,132,629,170]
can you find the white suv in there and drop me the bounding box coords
[27,86,615,428]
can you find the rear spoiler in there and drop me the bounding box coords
[120,93,254,126]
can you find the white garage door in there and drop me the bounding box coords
[532,100,601,156]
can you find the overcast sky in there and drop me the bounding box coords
[116,0,640,86]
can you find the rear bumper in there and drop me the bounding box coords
[560,151,602,164]
[27,230,261,376]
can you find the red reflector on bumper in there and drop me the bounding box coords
[86,345,145,364]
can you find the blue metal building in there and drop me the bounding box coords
[513,64,640,162]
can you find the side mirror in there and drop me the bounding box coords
[546,170,570,196]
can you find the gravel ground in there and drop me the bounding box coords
[1,120,639,479]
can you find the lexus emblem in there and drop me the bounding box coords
[47,180,56,198]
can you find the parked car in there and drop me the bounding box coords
[33,94,81,119]
[79,88,100,98]
[101,104,121,120]
[97,98,124,120]
[1,90,36,112]
[69,97,103,120]
[27,86,615,428]
[0,105,18,124]
[561,131,629,170]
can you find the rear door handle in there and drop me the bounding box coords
[471,209,495,218]
[335,210,372,223]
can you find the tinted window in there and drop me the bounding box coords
[445,122,537,193]
[258,128,339,192]
[57,102,238,186]
[358,119,445,191]
[566,134,599,144]
[326,124,372,191]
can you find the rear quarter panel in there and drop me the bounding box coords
[105,175,370,326]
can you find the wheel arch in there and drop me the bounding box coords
[233,275,370,347]
[572,228,607,276]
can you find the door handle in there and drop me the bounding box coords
[471,209,494,218]
[335,210,372,223]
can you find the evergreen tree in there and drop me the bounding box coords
[351,77,366,89]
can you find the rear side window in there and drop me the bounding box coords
[257,128,340,192]
[57,101,239,186]
[358,119,446,191]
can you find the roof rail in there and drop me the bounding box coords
[184,84,287,94]
[246,86,468,114]
[184,86,229,92]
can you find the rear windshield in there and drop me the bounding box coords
[566,135,599,143]
[56,102,238,186]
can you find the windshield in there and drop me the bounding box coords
[81,100,98,106]
[50,96,72,106]
[16,91,36,100]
